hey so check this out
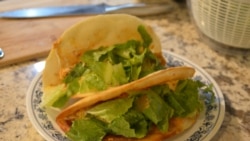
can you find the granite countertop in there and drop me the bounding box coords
[0,0,250,141]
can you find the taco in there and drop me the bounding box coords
[41,14,212,141]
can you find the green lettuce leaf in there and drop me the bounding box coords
[111,63,128,85]
[173,79,203,117]
[113,40,141,59]
[135,90,174,132]
[63,62,86,84]
[196,80,215,104]
[89,61,113,85]
[108,111,148,139]
[166,94,186,116]
[87,97,134,123]
[41,84,65,107]
[53,78,81,108]
[66,118,107,141]
[139,49,164,77]
[79,71,107,92]
[108,117,138,138]
[138,25,152,48]
[123,109,148,138]
[81,46,114,63]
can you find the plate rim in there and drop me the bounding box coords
[26,71,50,140]
[26,50,225,141]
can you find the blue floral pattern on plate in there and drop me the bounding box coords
[26,51,225,141]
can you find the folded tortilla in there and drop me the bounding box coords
[42,14,163,88]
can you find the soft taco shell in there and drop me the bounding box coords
[42,14,163,88]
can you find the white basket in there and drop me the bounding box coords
[190,0,250,49]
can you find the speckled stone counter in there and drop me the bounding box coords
[0,0,250,141]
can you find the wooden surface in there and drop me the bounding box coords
[0,0,101,67]
[0,17,87,67]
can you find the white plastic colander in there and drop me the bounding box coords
[189,0,250,49]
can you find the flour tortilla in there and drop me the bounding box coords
[42,14,162,88]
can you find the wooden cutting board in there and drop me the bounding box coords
[0,0,99,67]
[0,17,87,67]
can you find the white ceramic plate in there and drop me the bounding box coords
[26,50,225,141]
